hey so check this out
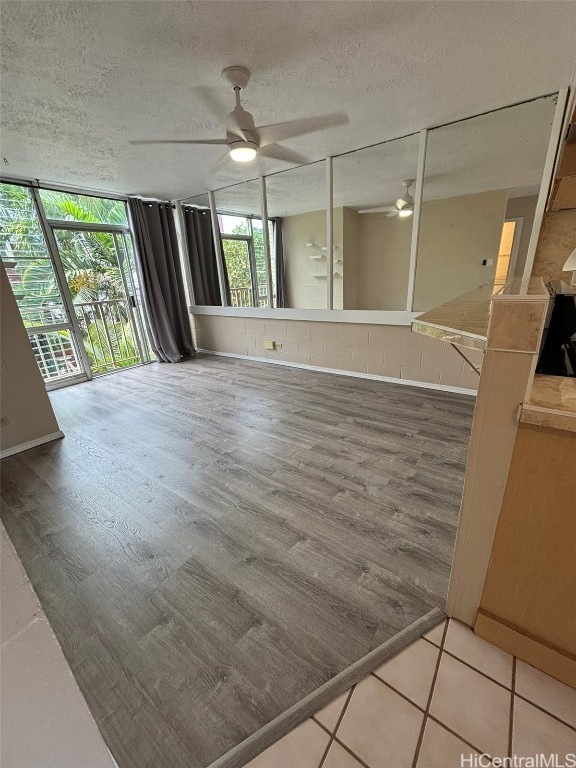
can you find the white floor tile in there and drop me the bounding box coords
[444,620,513,687]
[337,675,423,768]
[0,617,116,768]
[243,720,330,768]
[512,697,576,760]
[423,621,446,648]
[417,719,479,768]
[323,742,364,768]
[430,653,510,756]
[315,691,350,732]
[0,525,42,643]
[374,638,439,708]
[515,660,576,729]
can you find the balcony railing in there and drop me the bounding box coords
[24,298,142,384]
[74,299,141,375]
[229,286,269,308]
[28,329,83,383]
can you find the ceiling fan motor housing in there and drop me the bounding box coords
[226,105,258,149]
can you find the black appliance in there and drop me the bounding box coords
[537,286,576,377]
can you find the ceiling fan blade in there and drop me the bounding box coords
[258,145,310,165]
[129,138,228,146]
[256,112,348,147]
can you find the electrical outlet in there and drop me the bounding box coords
[482,258,494,267]
[0,416,9,427]
[263,340,276,350]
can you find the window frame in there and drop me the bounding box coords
[216,211,272,309]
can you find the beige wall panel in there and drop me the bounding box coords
[355,213,412,311]
[192,314,482,392]
[414,190,509,312]
[0,265,61,455]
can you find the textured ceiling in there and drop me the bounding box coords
[1,1,575,200]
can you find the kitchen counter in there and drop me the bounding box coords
[411,278,550,352]
[521,374,576,433]
[411,284,500,351]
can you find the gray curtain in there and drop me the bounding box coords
[128,198,195,363]
[183,206,225,305]
[274,218,287,309]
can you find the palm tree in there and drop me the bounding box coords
[1,183,144,375]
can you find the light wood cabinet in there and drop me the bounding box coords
[476,421,576,687]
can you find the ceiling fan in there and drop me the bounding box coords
[130,66,348,167]
[358,179,415,217]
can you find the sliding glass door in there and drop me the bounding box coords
[0,182,152,387]
[51,226,149,375]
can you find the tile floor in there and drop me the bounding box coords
[244,619,576,768]
[0,523,117,768]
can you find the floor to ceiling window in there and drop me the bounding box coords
[0,182,152,388]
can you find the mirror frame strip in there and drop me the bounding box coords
[208,190,228,306]
[326,157,334,310]
[259,176,274,308]
[406,130,428,311]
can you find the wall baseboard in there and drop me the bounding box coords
[197,349,478,397]
[0,430,64,460]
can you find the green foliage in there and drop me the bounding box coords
[222,223,267,306]
[1,183,142,376]
[39,190,128,226]
[222,238,251,288]
[85,318,138,371]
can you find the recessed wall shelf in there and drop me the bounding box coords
[313,272,343,279]
[308,254,325,260]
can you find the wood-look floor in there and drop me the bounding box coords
[0,357,474,768]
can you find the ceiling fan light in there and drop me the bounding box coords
[398,208,413,218]
[229,142,257,162]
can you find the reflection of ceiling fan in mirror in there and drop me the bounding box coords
[130,66,348,169]
[358,179,415,217]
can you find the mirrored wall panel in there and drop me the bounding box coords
[182,192,210,209]
[413,94,557,312]
[333,134,419,310]
[265,160,327,309]
[213,179,270,308]
[181,192,222,306]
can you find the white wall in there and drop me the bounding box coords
[281,209,328,309]
[342,208,359,309]
[355,212,412,310]
[0,264,61,456]
[278,191,510,313]
[413,190,510,311]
